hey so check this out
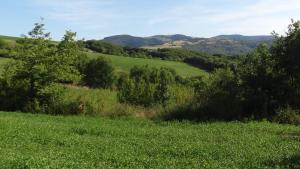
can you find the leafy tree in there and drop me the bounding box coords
[154,68,176,106]
[83,57,115,88]
[239,44,278,117]
[197,68,242,120]
[0,21,83,112]
[271,20,300,107]
[56,31,83,83]
[118,66,176,107]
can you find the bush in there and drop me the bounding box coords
[118,66,177,107]
[83,57,115,88]
[273,106,300,125]
[195,68,243,120]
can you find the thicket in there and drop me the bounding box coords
[166,21,300,124]
[117,66,177,107]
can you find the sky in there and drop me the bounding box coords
[1,0,300,40]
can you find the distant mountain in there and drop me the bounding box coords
[103,34,274,56]
[103,35,164,48]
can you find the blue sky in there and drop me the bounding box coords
[1,0,300,40]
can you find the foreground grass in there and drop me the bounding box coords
[0,112,299,169]
[88,52,208,77]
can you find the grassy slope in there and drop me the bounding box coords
[88,53,208,77]
[0,35,20,41]
[0,112,299,169]
[0,35,208,77]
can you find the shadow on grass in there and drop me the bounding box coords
[281,132,300,141]
[266,153,300,169]
[266,132,300,168]
[162,103,248,123]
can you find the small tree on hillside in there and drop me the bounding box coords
[83,57,115,89]
[0,21,83,112]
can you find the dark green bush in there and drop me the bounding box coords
[273,106,300,125]
[83,57,116,89]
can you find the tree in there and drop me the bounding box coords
[197,68,242,120]
[83,57,115,88]
[271,20,300,107]
[154,68,175,106]
[118,66,176,107]
[56,30,82,83]
[0,21,83,112]
[239,44,278,117]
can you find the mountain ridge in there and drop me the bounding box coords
[103,34,274,55]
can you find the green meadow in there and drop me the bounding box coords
[88,52,208,77]
[0,112,299,169]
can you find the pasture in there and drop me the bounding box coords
[0,112,299,169]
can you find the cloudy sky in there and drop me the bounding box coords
[1,0,300,40]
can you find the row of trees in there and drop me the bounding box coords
[174,21,300,124]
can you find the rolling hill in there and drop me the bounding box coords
[0,35,208,77]
[88,52,208,77]
[103,34,274,56]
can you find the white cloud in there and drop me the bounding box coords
[148,0,300,36]
[29,0,300,37]
[31,0,119,28]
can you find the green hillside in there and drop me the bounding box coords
[0,35,20,41]
[0,112,299,169]
[0,35,208,77]
[0,53,207,78]
[88,52,208,77]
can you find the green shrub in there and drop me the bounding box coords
[118,66,177,107]
[273,106,300,125]
[195,68,243,120]
[83,57,115,88]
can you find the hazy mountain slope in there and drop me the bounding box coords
[103,34,274,56]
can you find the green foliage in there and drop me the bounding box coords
[196,68,242,120]
[0,38,13,57]
[83,57,115,88]
[238,44,278,117]
[273,106,300,125]
[56,31,82,83]
[271,20,300,108]
[85,40,125,55]
[0,22,84,113]
[0,112,299,168]
[118,66,176,107]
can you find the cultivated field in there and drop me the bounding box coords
[0,112,299,169]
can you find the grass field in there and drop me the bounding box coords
[0,112,299,169]
[0,35,20,41]
[0,53,208,78]
[88,53,208,77]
